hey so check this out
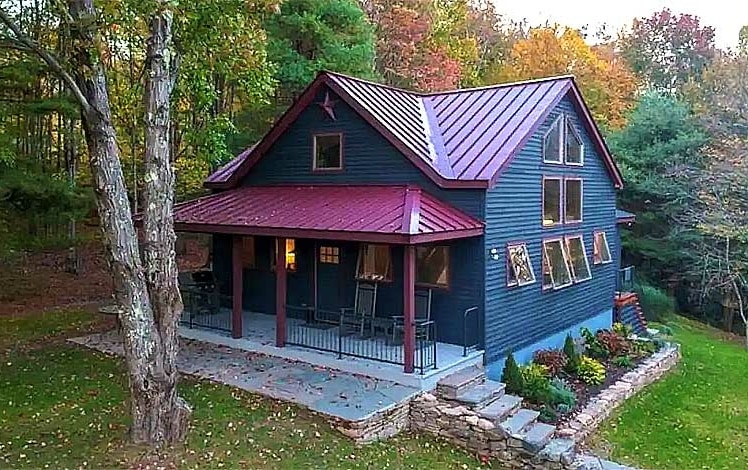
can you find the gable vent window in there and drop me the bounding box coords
[543,115,584,165]
[313,134,342,171]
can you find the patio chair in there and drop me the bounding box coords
[391,288,433,344]
[340,281,378,336]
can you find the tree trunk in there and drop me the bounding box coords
[66,0,190,444]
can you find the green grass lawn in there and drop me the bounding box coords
[591,316,748,469]
[0,310,483,469]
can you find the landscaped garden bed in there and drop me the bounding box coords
[501,323,668,425]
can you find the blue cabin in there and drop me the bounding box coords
[174,71,632,379]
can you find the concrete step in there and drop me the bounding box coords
[436,365,485,399]
[538,438,577,466]
[454,380,505,408]
[499,408,540,436]
[477,394,522,423]
[520,422,556,452]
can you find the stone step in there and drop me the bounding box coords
[520,422,556,452]
[572,455,637,470]
[538,438,577,466]
[436,365,486,399]
[454,380,505,408]
[499,408,540,436]
[477,394,522,423]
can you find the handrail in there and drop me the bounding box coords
[462,306,479,357]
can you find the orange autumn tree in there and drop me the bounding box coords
[496,26,638,129]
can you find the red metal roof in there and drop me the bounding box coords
[206,71,624,190]
[174,185,484,244]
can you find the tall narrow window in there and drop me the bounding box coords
[507,244,536,287]
[565,235,591,282]
[313,134,342,170]
[543,239,572,289]
[565,120,583,165]
[593,231,612,264]
[272,238,297,271]
[543,177,562,226]
[565,179,582,223]
[356,244,392,281]
[543,117,563,163]
[416,246,449,288]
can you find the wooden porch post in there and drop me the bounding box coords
[231,236,243,339]
[276,237,287,347]
[403,245,416,373]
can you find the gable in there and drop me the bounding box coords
[204,71,623,191]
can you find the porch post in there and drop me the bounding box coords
[403,245,416,373]
[275,237,287,347]
[231,236,243,339]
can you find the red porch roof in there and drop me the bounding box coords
[174,185,484,244]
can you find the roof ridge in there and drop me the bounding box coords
[324,70,422,97]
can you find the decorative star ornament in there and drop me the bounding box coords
[317,91,338,121]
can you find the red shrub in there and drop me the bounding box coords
[596,330,631,357]
[533,349,568,376]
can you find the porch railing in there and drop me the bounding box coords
[462,306,480,357]
[285,305,437,374]
[180,289,232,333]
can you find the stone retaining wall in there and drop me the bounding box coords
[336,398,412,443]
[556,344,681,442]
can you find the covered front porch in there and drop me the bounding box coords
[173,185,485,375]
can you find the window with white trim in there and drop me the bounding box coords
[565,120,583,165]
[507,244,536,287]
[565,235,591,282]
[565,179,582,223]
[313,134,342,170]
[593,231,612,264]
[356,244,392,281]
[543,177,562,226]
[543,117,563,163]
[542,239,572,289]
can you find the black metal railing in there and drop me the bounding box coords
[617,266,635,293]
[285,305,437,374]
[462,306,480,357]
[180,289,232,333]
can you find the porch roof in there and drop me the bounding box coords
[173,185,484,244]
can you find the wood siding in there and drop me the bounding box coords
[483,96,618,363]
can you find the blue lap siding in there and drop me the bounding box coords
[482,97,618,364]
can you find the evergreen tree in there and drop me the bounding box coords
[501,351,524,394]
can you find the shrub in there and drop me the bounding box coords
[631,338,658,358]
[563,334,581,373]
[596,330,631,357]
[538,405,557,423]
[581,327,608,360]
[612,355,634,369]
[637,283,675,322]
[548,377,577,409]
[520,363,552,403]
[577,356,606,386]
[612,322,633,338]
[533,349,568,376]
[502,351,524,394]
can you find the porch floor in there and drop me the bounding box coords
[180,310,483,389]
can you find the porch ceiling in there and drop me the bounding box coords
[172,185,484,244]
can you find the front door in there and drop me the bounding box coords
[315,243,351,320]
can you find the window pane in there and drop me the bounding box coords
[416,246,449,287]
[314,135,342,169]
[565,121,583,164]
[565,179,582,222]
[357,244,391,281]
[543,179,561,226]
[544,240,571,288]
[544,118,562,163]
[507,244,535,286]
[593,232,612,264]
[566,236,591,282]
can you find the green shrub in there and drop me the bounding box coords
[631,338,658,358]
[563,334,581,373]
[612,355,634,369]
[538,405,557,423]
[533,349,568,376]
[581,327,609,360]
[596,329,632,357]
[501,351,524,394]
[548,377,577,409]
[612,322,633,338]
[637,283,675,322]
[520,363,552,403]
[578,356,606,385]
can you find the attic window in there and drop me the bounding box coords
[543,117,563,163]
[565,120,583,165]
[313,134,342,171]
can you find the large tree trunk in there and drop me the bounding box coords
[67,0,190,444]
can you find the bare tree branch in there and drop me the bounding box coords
[0,7,91,115]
